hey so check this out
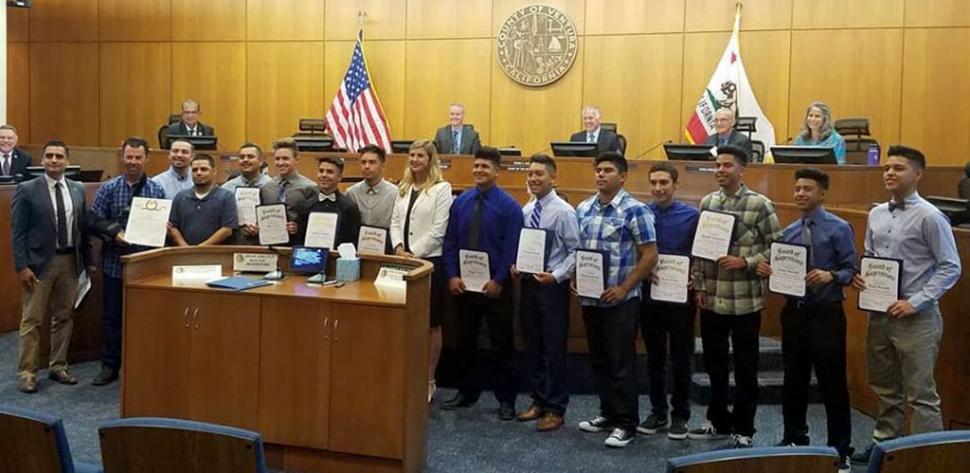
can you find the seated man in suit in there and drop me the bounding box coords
[0,124,32,179]
[704,108,753,158]
[433,103,481,155]
[570,106,623,155]
[165,99,215,138]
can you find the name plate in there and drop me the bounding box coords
[375,263,410,290]
[233,253,279,273]
[172,265,223,282]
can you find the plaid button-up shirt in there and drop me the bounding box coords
[692,184,782,315]
[91,175,166,278]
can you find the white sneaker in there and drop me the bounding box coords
[604,427,634,448]
[578,416,612,433]
[732,434,752,448]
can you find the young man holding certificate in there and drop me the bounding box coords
[637,162,699,440]
[222,143,280,245]
[441,147,523,420]
[689,144,782,449]
[511,154,580,432]
[575,152,658,448]
[293,157,361,248]
[754,168,857,471]
[849,146,961,464]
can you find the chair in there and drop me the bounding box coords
[601,122,618,134]
[735,116,758,138]
[751,140,765,163]
[98,417,267,473]
[617,134,628,156]
[866,430,970,473]
[666,446,840,473]
[157,123,171,150]
[0,404,103,473]
[834,117,878,165]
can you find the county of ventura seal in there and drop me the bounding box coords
[496,4,578,87]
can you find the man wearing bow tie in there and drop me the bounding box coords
[293,156,361,248]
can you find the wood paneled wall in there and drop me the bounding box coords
[6,0,970,165]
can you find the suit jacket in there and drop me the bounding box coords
[390,181,453,258]
[296,191,362,248]
[2,148,32,179]
[569,129,622,155]
[165,121,215,137]
[433,125,481,155]
[705,130,754,159]
[11,176,93,277]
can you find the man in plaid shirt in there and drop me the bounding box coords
[688,144,782,448]
[87,137,166,386]
[574,152,658,448]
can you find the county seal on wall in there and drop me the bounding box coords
[496,4,578,87]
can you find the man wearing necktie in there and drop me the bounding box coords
[432,103,481,156]
[164,99,215,145]
[11,141,94,394]
[0,124,33,179]
[755,168,858,471]
[569,106,623,155]
[293,156,361,247]
[271,138,319,243]
[704,109,753,160]
[441,147,524,420]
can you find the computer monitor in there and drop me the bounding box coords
[77,170,104,182]
[293,136,335,152]
[289,246,328,275]
[166,134,218,151]
[770,146,838,165]
[663,144,714,161]
[926,196,970,226]
[24,165,81,180]
[550,142,598,158]
[390,140,415,154]
[498,148,522,157]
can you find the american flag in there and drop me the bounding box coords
[325,31,391,152]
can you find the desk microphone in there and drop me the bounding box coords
[262,245,287,281]
[784,136,794,144]
[631,140,673,160]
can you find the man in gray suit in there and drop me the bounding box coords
[432,103,481,155]
[165,99,215,138]
[11,141,94,394]
[704,108,753,158]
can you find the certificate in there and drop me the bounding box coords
[515,228,548,274]
[575,249,609,300]
[357,226,388,255]
[255,204,289,246]
[305,212,339,249]
[768,242,809,298]
[459,249,490,293]
[234,187,261,226]
[125,197,172,247]
[858,257,903,313]
[650,254,690,304]
[691,210,736,261]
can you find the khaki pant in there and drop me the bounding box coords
[18,254,78,380]
[866,306,944,440]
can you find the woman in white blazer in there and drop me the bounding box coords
[390,140,452,403]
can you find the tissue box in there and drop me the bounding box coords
[336,257,361,283]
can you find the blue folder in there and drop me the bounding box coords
[205,276,272,291]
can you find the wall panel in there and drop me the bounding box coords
[172,0,247,41]
[904,0,970,27]
[585,0,684,35]
[324,40,407,143]
[793,0,903,29]
[406,0,493,39]
[492,0,586,36]
[29,43,99,146]
[7,43,31,141]
[686,0,792,32]
[171,43,247,151]
[247,42,325,149]
[900,28,970,166]
[29,0,99,42]
[326,0,407,41]
[99,43,173,148]
[247,0,325,41]
[8,5,29,42]
[403,39,492,143]
[99,0,171,41]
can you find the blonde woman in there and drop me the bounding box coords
[390,140,453,403]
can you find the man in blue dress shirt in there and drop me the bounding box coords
[575,152,658,448]
[511,154,580,432]
[755,168,857,472]
[850,145,962,464]
[441,147,524,420]
[151,138,194,199]
[636,162,699,441]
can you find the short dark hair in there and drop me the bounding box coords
[594,151,628,173]
[474,146,502,166]
[358,144,387,163]
[191,154,215,168]
[170,138,194,152]
[43,140,70,158]
[887,145,926,171]
[319,156,345,173]
[239,142,263,157]
[716,144,748,166]
[273,137,299,157]
[529,153,557,173]
[794,167,830,190]
[649,162,678,183]
[121,136,150,155]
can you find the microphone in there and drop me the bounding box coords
[631,140,673,160]
[784,136,794,144]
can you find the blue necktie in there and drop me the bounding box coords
[452,130,460,155]
[530,199,542,228]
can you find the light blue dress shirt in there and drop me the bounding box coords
[151,166,193,199]
[521,190,581,283]
[795,131,847,165]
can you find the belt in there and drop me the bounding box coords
[54,247,75,255]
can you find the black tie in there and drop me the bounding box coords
[889,201,905,212]
[55,182,69,249]
[468,192,484,249]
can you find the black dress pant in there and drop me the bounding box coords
[582,299,640,430]
[781,299,852,456]
[453,289,517,403]
[640,297,695,421]
[102,275,124,370]
[700,309,761,437]
[520,278,570,414]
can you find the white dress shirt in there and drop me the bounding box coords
[44,173,75,247]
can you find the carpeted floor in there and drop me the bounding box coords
[1,332,877,472]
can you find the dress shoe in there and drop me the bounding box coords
[537,412,564,432]
[498,401,516,421]
[92,366,118,386]
[48,369,79,385]
[440,392,478,410]
[517,403,543,422]
[18,377,38,394]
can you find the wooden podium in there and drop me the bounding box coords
[119,247,431,473]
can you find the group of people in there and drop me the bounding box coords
[7,103,958,472]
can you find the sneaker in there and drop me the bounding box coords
[774,437,808,447]
[687,421,730,440]
[578,416,612,433]
[636,413,669,435]
[668,418,689,440]
[851,443,875,464]
[604,427,635,448]
[838,455,851,473]
[732,434,753,449]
